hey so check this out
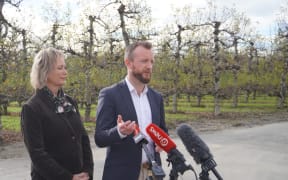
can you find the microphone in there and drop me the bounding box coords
[133,124,166,179]
[146,123,176,153]
[146,123,195,180]
[177,123,223,180]
[133,124,149,145]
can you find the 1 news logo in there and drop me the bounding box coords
[147,126,168,147]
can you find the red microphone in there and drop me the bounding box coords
[146,123,195,178]
[146,123,176,152]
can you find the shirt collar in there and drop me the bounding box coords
[125,77,148,94]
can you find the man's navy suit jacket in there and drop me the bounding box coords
[94,80,167,180]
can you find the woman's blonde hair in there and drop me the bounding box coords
[30,47,64,90]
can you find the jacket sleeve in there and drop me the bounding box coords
[154,94,168,166]
[94,88,122,147]
[21,104,73,180]
[159,95,168,134]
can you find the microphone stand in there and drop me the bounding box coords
[134,132,166,180]
[199,158,223,180]
[141,144,166,180]
[166,149,195,180]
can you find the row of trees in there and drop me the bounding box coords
[0,0,288,123]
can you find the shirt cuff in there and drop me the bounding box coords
[117,126,127,139]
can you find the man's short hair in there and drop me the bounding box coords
[124,41,152,61]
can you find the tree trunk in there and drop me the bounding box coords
[213,21,221,116]
[83,15,95,122]
[232,70,238,108]
[118,3,130,47]
[164,96,169,106]
[84,70,92,122]
[248,41,254,74]
[186,95,191,103]
[232,37,240,108]
[0,112,3,145]
[252,89,256,100]
[245,90,249,103]
[195,43,203,108]
[3,104,7,115]
[278,72,287,108]
[172,93,177,113]
[197,95,202,107]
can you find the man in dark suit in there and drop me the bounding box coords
[94,41,168,180]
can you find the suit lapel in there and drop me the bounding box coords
[147,89,159,125]
[118,80,138,124]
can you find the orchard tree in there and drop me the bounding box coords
[192,2,250,115]
[0,0,23,144]
[222,10,251,108]
[275,3,288,108]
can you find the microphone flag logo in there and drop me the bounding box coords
[148,126,168,147]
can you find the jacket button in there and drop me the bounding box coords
[72,136,76,140]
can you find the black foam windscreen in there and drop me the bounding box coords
[176,123,212,164]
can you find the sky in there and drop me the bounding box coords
[4,0,288,38]
[146,0,287,36]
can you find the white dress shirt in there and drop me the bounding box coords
[125,77,153,163]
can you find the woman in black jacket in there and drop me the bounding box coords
[21,47,94,180]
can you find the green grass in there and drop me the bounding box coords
[1,115,95,133]
[7,106,22,113]
[1,95,284,133]
[164,95,279,113]
[1,116,21,131]
[78,104,97,118]
[83,121,96,133]
[2,104,97,133]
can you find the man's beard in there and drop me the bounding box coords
[132,71,151,84]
